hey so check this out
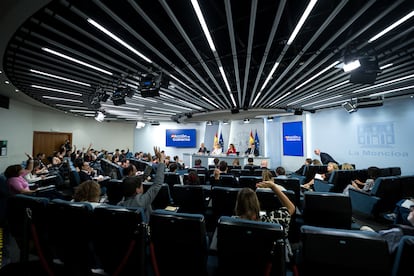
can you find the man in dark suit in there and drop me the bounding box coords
[198,142,207,154]
[314,149,338,165]
[245,143,259,156]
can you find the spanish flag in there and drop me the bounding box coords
[214,132,218,146]
[249,130,254,145]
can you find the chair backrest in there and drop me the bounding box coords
[6,194,50,262]
[330,170,356,193]
[300,225,391,276]
[172,184,206,214]
[217,216,286,276]
[379,167,392,177]
[229,168,241,177]
[275,178,301,207]
[392,235,414,276]
[253,168,265,176]
[211,186,241,219]
[164,172,181,190]
[69,169,80,187]
[143,183,173,209]
[0,173,9,226]
[164,172,180,184]
[399,175,414,199]
[371,176,402,213]
[149,210,208,276]
[304,165,328,183]
[92,205,146,275]
[240,168,254,176]
[256,188,296,212]
[128,158,149,171]
[303,192,353,229]
[239,175,261,190]
[218,174,238,188]
[389,167,401,176]
[47,199,94,274]
[313,179,334,192]
[105,179,124,205]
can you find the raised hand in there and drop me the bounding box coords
[153,146,164,163]
[25,152,33,160]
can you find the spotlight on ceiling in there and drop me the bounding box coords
[95,111,105,122]
[267,116,273,122]
[185,113,193,119]
[206,121,213,126]
[342,101,356,113]
[223,120,229,125]
[231,108,239,114]
[140,72,168,98]
[343,59,361,72]
[243,118,250,124]
[150,121,160,126]
[349,55,380,84]
[294,109,303,115]
[136,121,145,129]
[111,89,126,106]
[101,93,110,102]
[124,86,135,98]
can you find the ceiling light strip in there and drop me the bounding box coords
[286,0,318,45]
[379,63,393,70]
[191,0,216,52]
[69,110,96,113]
[218,66,231,92]
[56,104,88,109]
[326,80,349,90]
[260,62,280,92]
[269,92,291,106]
[287,92,320,106]
[368,10,414,43]
[101,104,139,111]
[31,84,82,96]
[43,96,83,103]
[202,96,220,109]
[30,69,91,87]
[301,94,343,107]
[178,99,204,110]
[132,95,157,103]
[313,99,351,108]
[163,102,192,111]
[144,110,176,115]
[295,61,339,90]
[87,18,152,63]
[42,47,113,75]
[352,73,414,94]
[369,85,414,97]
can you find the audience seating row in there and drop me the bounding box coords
[349,175,414,219]
[6,193,413,276]
[5,194,289,276]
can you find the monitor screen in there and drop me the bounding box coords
[166,129,196,148]
[282,121,304,156]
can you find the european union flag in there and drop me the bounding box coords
[254,130,259,149]
[219,132,224,152]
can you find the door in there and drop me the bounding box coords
[33,131,72,162]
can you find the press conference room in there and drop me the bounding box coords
[1,0,414,275]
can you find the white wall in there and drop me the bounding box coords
[0,98,135,173]
[306,97,414,175]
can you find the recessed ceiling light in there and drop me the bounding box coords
[4,80,10,84]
